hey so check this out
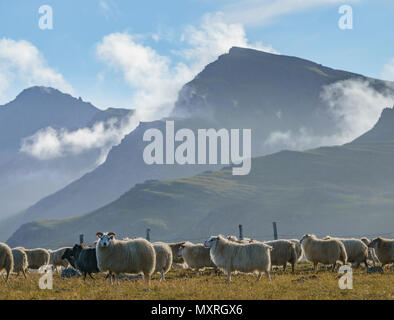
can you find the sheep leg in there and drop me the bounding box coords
[313,262,318,273]
[291,263,295,274]
[160,270,164,281]
[83,272,87,280]
[283,263,287,272]
[226,272,231,283]
[266,271,271,281]
[144,273,151,286]
[116,274,120,285]
[22,269,27,279]
[88,273,95,280]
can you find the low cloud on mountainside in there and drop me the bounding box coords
[19,13,276,163]
[265,79,394,150]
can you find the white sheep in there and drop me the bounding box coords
[300,234,347,272]
[368,237,394,268]
[264,240,298,272]
[96,232,156,285]
[179,242,216,275]
[14,247,50,270]
[153,242,173,281]
[49,247,71,272]
[11,248,28,278]
[324,236,369,268]
[204,235,272,282]
[0,242,14,282]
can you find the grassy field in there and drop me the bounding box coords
[0,264,393,300]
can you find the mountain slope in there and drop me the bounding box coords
[8,107,394,248]
[5,47,394,243]
[0,87,132,237]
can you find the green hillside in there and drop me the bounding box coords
[8,114,394,248]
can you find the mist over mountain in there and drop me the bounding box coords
[8,106,394,248]
[0,86,132,224]
[2,47,394,242]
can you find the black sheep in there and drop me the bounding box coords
[62,244,99,280]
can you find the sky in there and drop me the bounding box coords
[0,0,394,115]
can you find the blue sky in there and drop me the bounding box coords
[0,0,393,113]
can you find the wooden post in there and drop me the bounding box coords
[79,234,84,244]
[239,224,243,240]
[146,228,151,241]
[273,222,278,240]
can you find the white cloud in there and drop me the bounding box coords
[265,79,394,150]
[180,12,278,68]
[96,32,193,121]
[382,58,394,81]
[20,115,139,164]
[96,13,277,121]
[321,79,394,142]
[21,13,279,162]
[0,38,73,103]
[223,0,359,27]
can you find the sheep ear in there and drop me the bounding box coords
[108,232,116,238]
[96,232,103,238]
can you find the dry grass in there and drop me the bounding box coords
[0,265,393,300]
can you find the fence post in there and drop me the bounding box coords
[272,222,278,240]
[239,224,243,240]
[79,234,84,244]
[146,228,151,241]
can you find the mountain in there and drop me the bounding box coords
[0,86,132,231]
[173,47,394,154]
[3,47,394,242]
[8,106,394,248]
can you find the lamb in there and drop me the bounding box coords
[153,242,173,281]
[204,235,272,282]
[49,247,71,272]
[0,242,14,282]
[361,237,379,266]
[324,236,369,268]
[300,234,347,272]
[368,237,394,268]
[11,248,28,278]
[15,247,50,270]
[178,242,217,275]
[264,240,298,273]
[62,244,99,280]
[96,232,156,285]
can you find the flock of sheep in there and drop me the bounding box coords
[0,232,393,285]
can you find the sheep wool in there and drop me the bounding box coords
[11,248,28,278]
[153,242,173,280]
[205,235,272,282]
[0,242,14,282]
[300,234,347,272]
[96,232,156,285]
